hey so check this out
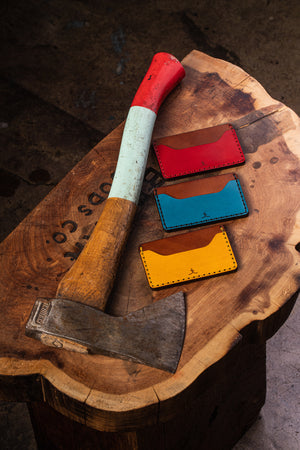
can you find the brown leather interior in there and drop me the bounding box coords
[140,225,221,255]
[153,124,231,149]
[155,173,236,198]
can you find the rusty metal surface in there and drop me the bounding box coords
[26,292,186,373]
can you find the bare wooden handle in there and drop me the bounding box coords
[56,198,136,309]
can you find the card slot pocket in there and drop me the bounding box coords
[153,124,245,179]
[154,174,248,231]
[139,226,237,288]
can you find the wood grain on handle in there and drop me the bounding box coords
[56,198,136,309]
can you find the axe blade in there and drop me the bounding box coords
[26,292,186,373]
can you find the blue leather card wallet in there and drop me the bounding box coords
[154,173,248,231]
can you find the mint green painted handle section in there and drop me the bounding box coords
[108,106,157,203]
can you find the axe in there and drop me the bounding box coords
[26,53,186,373]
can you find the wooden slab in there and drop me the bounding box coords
[0,50,299,432]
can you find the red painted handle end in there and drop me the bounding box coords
[131,53,185,114]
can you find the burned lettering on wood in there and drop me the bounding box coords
[49,166,164,260]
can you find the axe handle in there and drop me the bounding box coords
[56,197,136,309]
[56,53,185,309]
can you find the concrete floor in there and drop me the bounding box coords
[0,0,299,448]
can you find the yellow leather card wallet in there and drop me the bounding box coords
[139,225,237,288]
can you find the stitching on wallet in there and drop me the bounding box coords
[154,176,248,231]
[139,246,154,287]
[153,143,168,179]
[139,229,237,288]
[154,124,245,179]
[233,173,248,214]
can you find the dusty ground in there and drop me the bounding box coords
[0,0,299,448]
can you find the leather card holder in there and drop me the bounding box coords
[153,124,245,179]
[139,225,237,288]
[154,173,248,231]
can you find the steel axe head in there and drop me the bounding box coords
[26,292,186,373]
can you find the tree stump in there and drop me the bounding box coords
[0,50,299,449]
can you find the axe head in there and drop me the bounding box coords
[25,292,186,373]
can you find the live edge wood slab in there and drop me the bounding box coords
[0,50,299,449]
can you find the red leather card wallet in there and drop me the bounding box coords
[153,124,245,179]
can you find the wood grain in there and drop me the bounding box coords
[0,50,299,432]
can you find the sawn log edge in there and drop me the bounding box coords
[0,291,298,431]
